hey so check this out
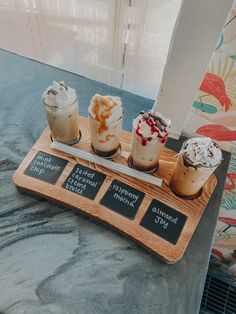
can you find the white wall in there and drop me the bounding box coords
[0,0,181,99]
[155,0,234,137]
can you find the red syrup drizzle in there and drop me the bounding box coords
[135,118,167,146]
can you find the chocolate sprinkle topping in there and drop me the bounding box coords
[47,88,58,95]
[59,81,68,90]
[182,137,222,168]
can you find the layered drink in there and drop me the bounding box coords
[42,81,80,144]
[129,111,171,172]
[170,137,222,198]
[88,94,123,158]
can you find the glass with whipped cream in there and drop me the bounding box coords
[170,137,222,198]
[42,81,80,145]
[88,94,123,158]
[129,111,171,173]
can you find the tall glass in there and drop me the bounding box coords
[89,113,123,158]
[43,98,80,145]
[170,139,222,198]
[129,124,167,172]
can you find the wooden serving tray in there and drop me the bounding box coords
[13,116,217,263]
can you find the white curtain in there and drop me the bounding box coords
[0,0,181,98]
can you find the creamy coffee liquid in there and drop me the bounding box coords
[130,111,171,172]
[88,94,123,157]
[170,137,222,198]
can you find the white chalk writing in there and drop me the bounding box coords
[112,184,139,203]
[152,206,179,230]
[30,155,61,176]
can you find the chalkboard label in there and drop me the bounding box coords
[63,163,106,200]
[24,151,68,184]
[140,199,187,245]
[100,179,145,219]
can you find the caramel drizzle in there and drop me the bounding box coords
[93,98,118,134]
[99,135,116,143]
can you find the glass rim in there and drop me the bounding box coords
[42,97,78,109]
[180,138,222,168]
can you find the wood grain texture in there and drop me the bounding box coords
[13,116,217,263]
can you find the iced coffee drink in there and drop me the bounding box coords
[170,137,222,198]
[42,81,80,145]
[129,111,171,172]
[88,94,123,158]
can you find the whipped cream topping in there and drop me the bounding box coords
[182,137,222,168]
[133,110,171,145]
[42,81,77,108]
[88,94,122,133]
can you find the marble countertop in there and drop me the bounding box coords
[0,49,230,314]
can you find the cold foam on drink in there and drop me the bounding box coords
[170,137,222,198]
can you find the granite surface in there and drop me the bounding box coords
[0,49,230,314]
